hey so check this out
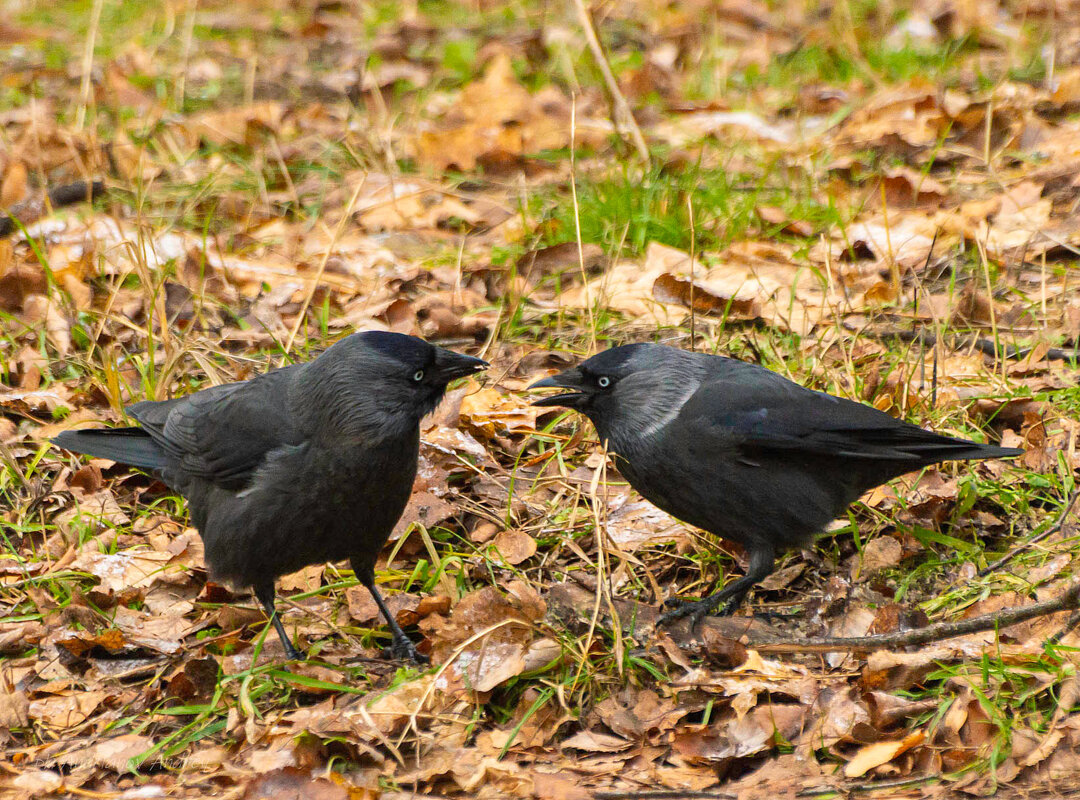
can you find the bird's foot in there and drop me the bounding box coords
[657,597,710,630]
[657,595,733,629]
[387,636,430,665]
[747,607,792,623]
[283,641,303,661]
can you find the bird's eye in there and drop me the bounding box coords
[597,376,611,388]
[413,370,424,382]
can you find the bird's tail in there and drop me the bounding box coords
[52,428,169,470]
[940,443,1025,462]
[893,437,1025,463]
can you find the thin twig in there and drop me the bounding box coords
[569,0,650,162]
[569,95,597,349]
[751,581,1080,654]
[686,193,696,350]
[175,0,199,111]
[977,488,1080,578]
[75,0,104,130]
[1051,609,1080,645]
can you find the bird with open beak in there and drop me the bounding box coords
[531,342,1022,628]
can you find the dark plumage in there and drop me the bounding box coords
[531,343,1023,627]
[54,332,487,661]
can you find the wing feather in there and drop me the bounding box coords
[126,367,307,490]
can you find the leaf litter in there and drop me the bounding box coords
[3,0,1080,798]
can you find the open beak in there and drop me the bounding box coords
[529,369,588,408]
[435,351,489,381]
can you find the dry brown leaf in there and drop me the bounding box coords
[239,767,352,800]
[844,730,926,777]
[1,160,27,207]
[460,387,541,438]
[673,704,806,762]
[491,529,537,565]
[857,536,903,576]
[390,490,455,540]
[652,272,761,321]
[602,496,692,553]
[186,102,284,146]
[28,690,107,729]
[8,771,65,796]
[413,53,572,171]
[70,545,179,593]
[560,729,633,752]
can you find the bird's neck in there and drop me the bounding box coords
[591,361,706,455]
[289,365,420,444]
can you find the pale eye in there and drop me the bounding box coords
[597,376,611,388]
[413,370,425,381]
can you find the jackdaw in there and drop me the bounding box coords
[530,343,1023,627]
[54,331,488,662]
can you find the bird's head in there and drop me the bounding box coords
[529,343,706,450]
[306,331,488,435]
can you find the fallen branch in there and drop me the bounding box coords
[752,581,1080,653]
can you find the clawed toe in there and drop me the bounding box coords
[657,594,733,629]
[388,638,429,665]
[661,596,689,611]
[656,600,699,627]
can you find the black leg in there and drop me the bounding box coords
[658,544,776,630]
[254,583,302,660]
[351,557,428,665]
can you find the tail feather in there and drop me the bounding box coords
[830,427,1025,463]
[53,428,169,470]
[910,443,1025,462]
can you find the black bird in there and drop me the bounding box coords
[54,332,487,662]
[531,343,1023,628]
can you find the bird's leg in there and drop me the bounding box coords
[351,557,428,665]
[658,545,775,630]
[254,583,302,660]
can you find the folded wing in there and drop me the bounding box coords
[128,367,307,490]
[686,363,1021,465]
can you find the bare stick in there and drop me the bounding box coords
[977,488,1080,578]
[570,0,650,162]
[751,582,1080,654]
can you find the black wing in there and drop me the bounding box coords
[127,366,308,490]
[684,362,1021,464]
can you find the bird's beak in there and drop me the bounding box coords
[529,369,588,408]
[434,350,489,381]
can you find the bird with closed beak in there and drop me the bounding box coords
[531,343,1023,628]
[54,331,488,662]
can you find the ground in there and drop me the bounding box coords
[2,0,1080,797]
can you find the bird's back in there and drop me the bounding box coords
[616,353,1021,551]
